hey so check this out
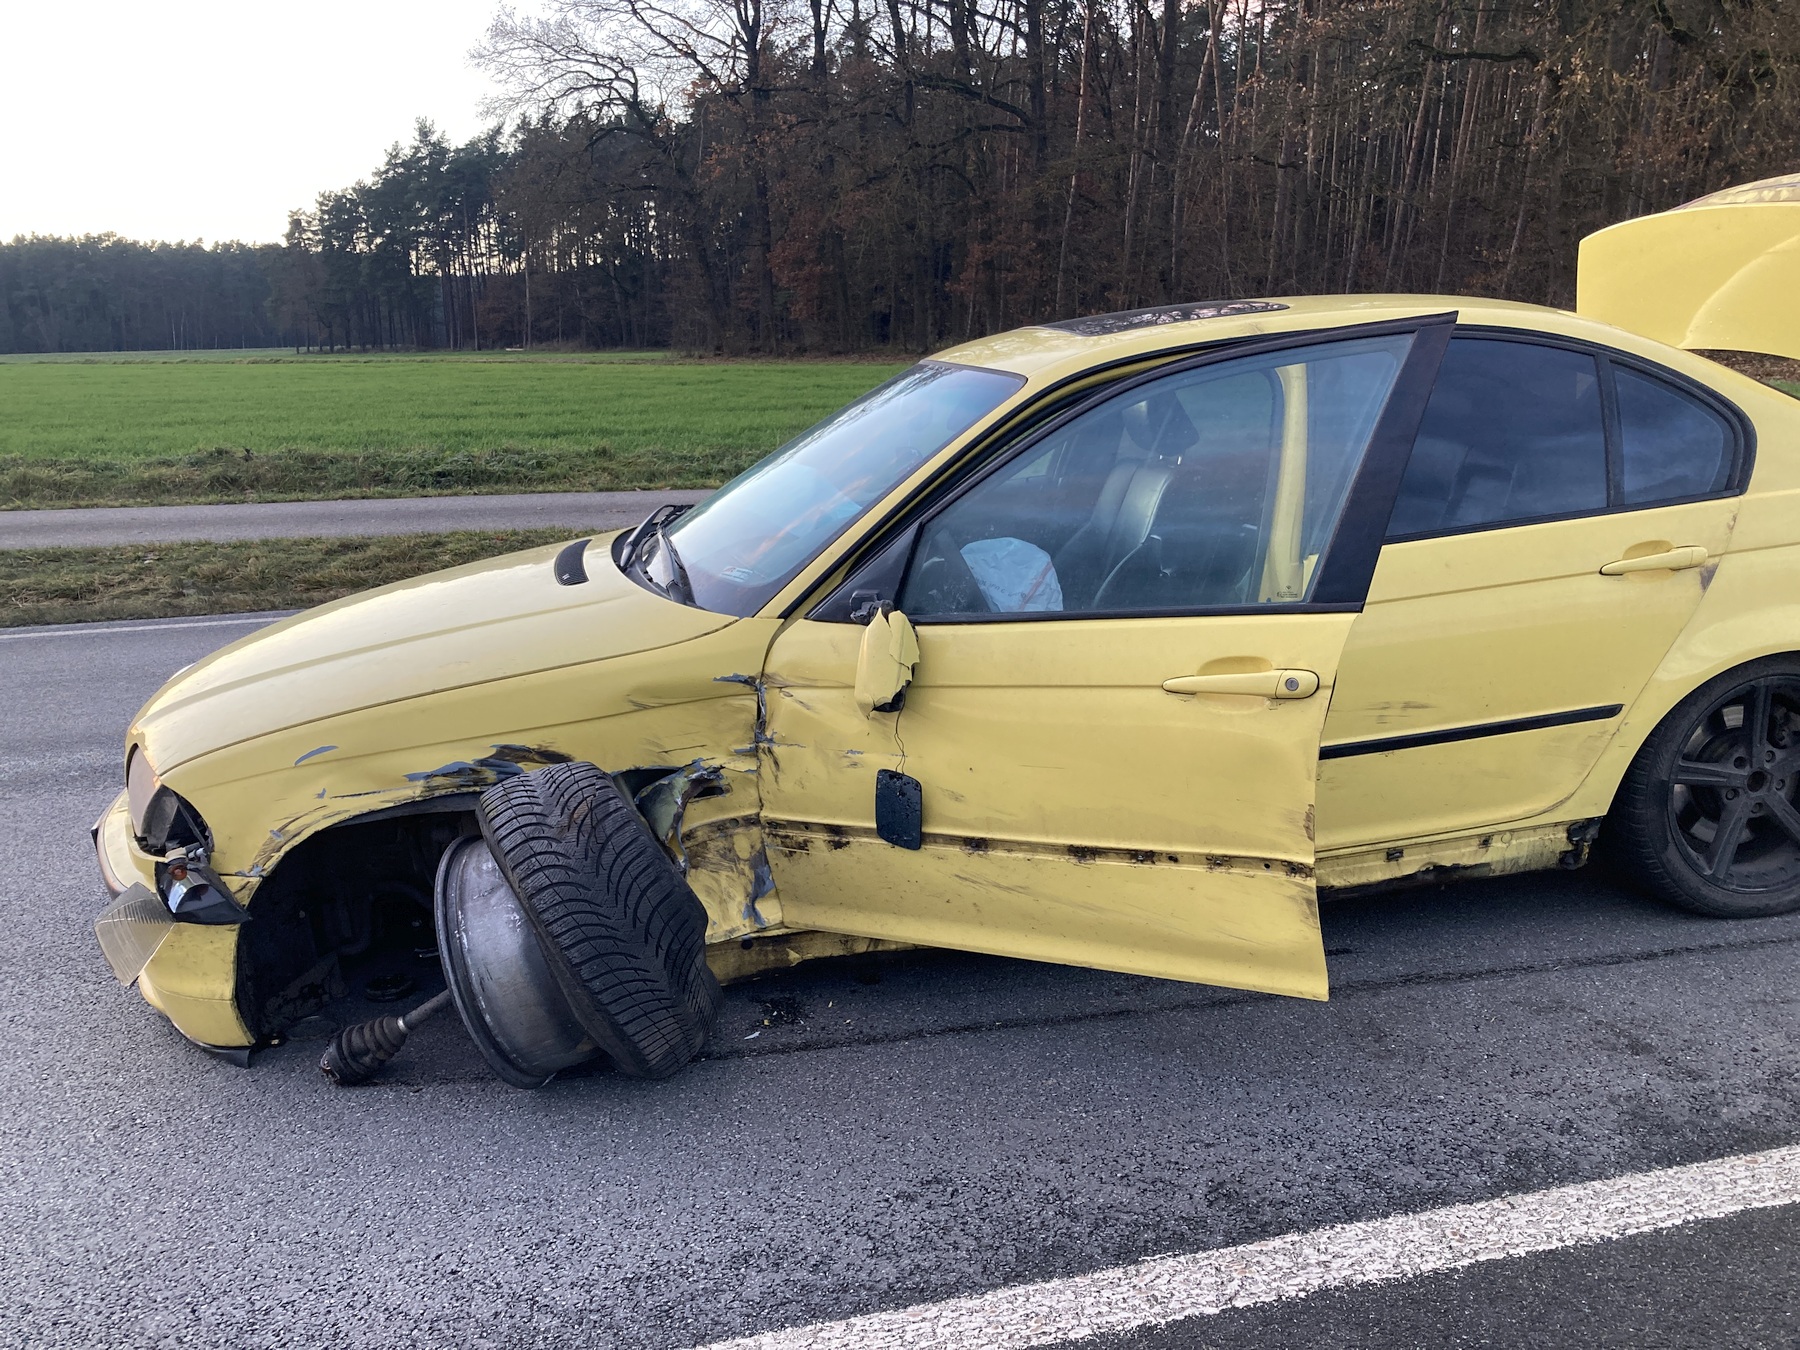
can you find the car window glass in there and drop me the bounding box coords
[898,333,1412,618]
[1616,366,1732,505]
[658,362,1022,614]
[1386,339,1608,538]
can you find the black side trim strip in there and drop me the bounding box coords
[1319,703,1624,760]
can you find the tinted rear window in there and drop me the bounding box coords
[1387,339,1608,538]
[1616,366,1733,505]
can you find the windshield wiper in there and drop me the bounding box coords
[621,503,684,571]
[651,517,696,606]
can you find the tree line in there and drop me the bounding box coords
[0,236,285,353]
[5,0,1795,355]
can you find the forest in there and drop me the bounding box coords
[2,0,1794,355]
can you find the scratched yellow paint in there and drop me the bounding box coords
[96,184,1800,1047]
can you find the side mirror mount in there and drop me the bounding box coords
[854,607,919,716]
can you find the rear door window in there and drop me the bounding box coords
[1387,337,1746,539]
[1387,339,1609,538]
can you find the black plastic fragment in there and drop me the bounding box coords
[875,770,923,850]
[553,538,592,586]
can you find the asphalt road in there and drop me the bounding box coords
[0,489,713,548]
[2,614,1798,1349]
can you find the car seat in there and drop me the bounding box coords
[1053,391,1197,608]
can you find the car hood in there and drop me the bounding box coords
[132,535,736,771]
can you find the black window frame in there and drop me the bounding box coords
[1382,327,1756,545]
[806,314,1456,626]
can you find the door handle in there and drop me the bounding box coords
[1162,669,1320,698]
[1600,545,1708,576]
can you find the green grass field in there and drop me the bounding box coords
[2,345,1789,513]
[0,352,907,508]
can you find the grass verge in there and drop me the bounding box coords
[0,357,904,508]
[0,530,570,627]
[1697,350,1800,399]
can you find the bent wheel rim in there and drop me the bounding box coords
[434,835,599,1088]
[1665,675,1800,894]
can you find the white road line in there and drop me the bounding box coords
[0,614,287,641]
[696,1144,1800,1350]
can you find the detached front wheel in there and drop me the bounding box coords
[466,761,721,1080]
[1615,659,1800,918]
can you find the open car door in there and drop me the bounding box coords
[758,317,1452,998]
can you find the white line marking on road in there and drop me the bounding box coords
[0,614,288,641]
[696,1144,1800,1349]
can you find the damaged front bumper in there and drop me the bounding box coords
[92,790,253,1049]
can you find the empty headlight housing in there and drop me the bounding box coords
[125,746,209,855]
[125,747,243,925]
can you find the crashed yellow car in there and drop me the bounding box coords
[95,176,1800,1086]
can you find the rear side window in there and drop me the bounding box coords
[1387,339,1608,538]
[1387,337,1745,539]
[1617,367,1733,505]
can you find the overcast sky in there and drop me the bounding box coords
[0,0,507,245]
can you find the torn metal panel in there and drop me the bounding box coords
[715,672,770,752]
[682,812,783,939]
[704,931,915,985]
[632,760,729,869]
[1316,821,1579,893]
[403,743,574,788]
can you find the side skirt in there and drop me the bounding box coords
[1317,818,1601,897]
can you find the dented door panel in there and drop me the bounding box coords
[763,612,1360,998]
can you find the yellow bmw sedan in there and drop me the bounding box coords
[93,177,1800,1086]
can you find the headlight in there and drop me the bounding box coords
[124,746,207,854]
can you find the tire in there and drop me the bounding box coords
[475,761,721,1078]
[1613,656,1800,918]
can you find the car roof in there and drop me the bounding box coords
[932,291,1800,500]
[931,294,1689,384]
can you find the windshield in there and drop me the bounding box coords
[638,361,1024,614]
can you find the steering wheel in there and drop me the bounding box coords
[901,522,994,616]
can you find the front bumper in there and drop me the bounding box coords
[92,791,253,1048]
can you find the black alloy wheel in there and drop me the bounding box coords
[1616,660,1800,917]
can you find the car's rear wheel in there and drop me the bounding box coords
[1615,658,1800,917]
[476,761,721,1078]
